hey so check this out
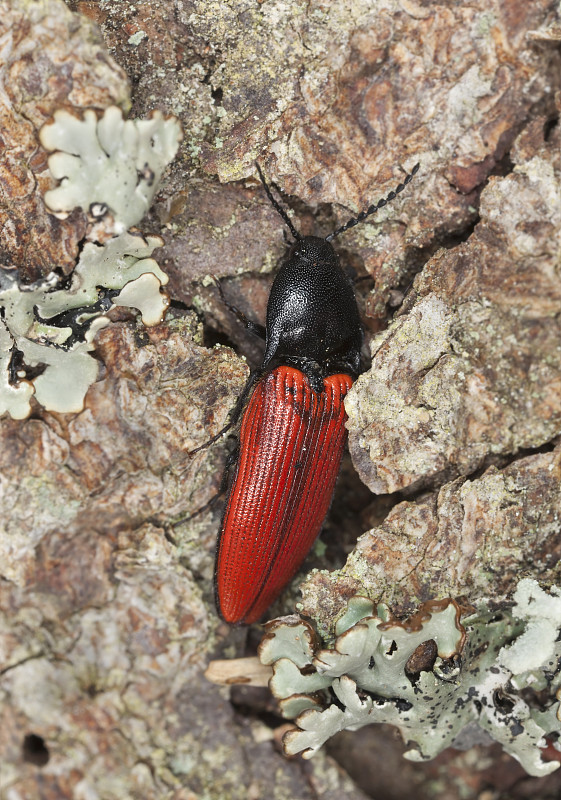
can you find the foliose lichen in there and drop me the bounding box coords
[0,233,168,418]
[259,579,561,777]
[40,106,182,235]
[0,106,181,419]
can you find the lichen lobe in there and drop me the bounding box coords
[261,582,561,777]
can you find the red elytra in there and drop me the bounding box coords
[215,365,353,625]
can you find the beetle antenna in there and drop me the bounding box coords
[325,162,420,242]
[255,162,302,241]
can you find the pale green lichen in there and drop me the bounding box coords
[40,106,182,234]
[260,580,561,777]
[0,104,181,419]
[0,233,168,418]
[499,580,561,676]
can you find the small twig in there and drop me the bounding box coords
[204,656,272,687]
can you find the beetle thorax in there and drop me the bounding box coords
[262,236,362,380]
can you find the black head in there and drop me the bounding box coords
[287,235,340,267]
[262,232,362,388]
[256,163,420,389]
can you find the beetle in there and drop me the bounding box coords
[201,162,419,624]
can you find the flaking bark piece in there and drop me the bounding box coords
[0,318,272,799]
[95,0,560,326]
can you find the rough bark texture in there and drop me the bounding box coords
[345,117,561,494]
[2,0,561,798]
[301,442,561,626]
[299,85,561,628]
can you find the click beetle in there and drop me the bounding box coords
[205,162,419,624]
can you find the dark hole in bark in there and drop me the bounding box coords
[22,733,50,766]
[543,114,559,142]
[211,86,224,104]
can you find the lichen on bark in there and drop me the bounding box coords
[2,0,561,797]
[0,0,129,281]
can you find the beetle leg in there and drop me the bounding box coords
[169,440,239,528]
[214,277,266,340]
[188,368,262,456]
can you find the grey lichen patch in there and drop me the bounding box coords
[112,272,169,326]
[261,581,561,777]
[499,580,561,676]
[40,107,182,235]
[0,0,130,282]
[0,95,182,419]
[0,233,168,417]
